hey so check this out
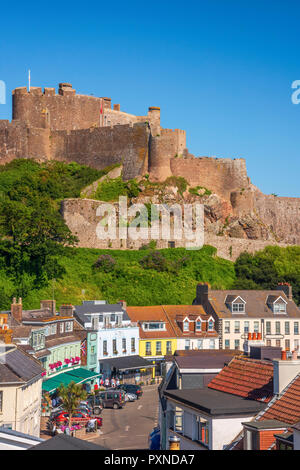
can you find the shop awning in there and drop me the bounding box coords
[42,368,101,393]
[100,355,153,372]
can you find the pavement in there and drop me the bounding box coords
[89,384,159,450]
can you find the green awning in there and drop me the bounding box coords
[42,368,101,393]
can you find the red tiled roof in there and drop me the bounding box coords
[259,374,300,425]
[208,357,274,402]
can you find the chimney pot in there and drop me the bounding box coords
[281,350,287,361]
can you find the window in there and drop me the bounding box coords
[254,322,259,333]
[234,339,240,350]
[208,320,214,331]
[174,410,183,434]
[196,320,202,331]
[276,339,281,348]
[145,342,151,355]
[143,322,165,331]
[185,339,190,350]
[234,321,240,333]
[295,322,299,335]
[294,339,299,351]
[50,324,57,335]
[285,339,290,351]
[166,341,172,354]
[196,416,209,446]
[103,340,107,355]
[0,391,2,412]
[266,321,271,335]
[232,303,245,313]
[60,322,64,333]
[131,338,135,352]
[113,339,117,354]
[183,320,189,332]
[65,321,73,332]
[225,339,230,349]
[209,339,215,350]
[122,338,126,351]
[244,321,250,333]
[266,340,272,347]
[276,322,281,334]
[224,321,230,334]
[156,341,162,355]
[285,322,290,335]
[274,302,286,313]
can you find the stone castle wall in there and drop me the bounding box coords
[61,198,289,260]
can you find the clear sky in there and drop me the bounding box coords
[0,0,299,197]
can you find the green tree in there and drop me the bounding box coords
[57,381,87,427]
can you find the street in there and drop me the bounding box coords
[91,385,159,450]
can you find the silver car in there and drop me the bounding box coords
[125,392,137,402]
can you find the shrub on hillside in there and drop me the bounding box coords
[93,254,117,273]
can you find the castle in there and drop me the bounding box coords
[1,82,300,259]
[0,82,248,194]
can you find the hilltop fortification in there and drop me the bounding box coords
[0,82,300,257]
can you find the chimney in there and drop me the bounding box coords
[113,104,120,111]
[119,300,127,311]
[195,283,210,305]
[273,356,300,395]
[40,299,56,315]
[11,297,22,323]
[275,283,293,301]
[59,304,74,317]
[0,328,13,344]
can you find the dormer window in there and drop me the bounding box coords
[183,320,189,332]
[272,296,287,314]
[232,302,245,313]
[208,319,214,331]
[196,320,202,331]
[143,322,166,331]
[274,302,286,314]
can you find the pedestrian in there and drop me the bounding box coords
[104,377,110,389]
[116,378,120,388]
[111,378,116,388]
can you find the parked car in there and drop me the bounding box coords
[98,389,126,409]
[53,410,102,427]
[125,392,137,402]
[119,384,143,399]
[87,394,103,415]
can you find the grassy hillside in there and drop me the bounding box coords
[21,245,236,309]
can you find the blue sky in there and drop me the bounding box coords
[0,0,299,196]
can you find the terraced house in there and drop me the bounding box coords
[193,283,300,353]
[127,305,219,375]
[6,298,99,394]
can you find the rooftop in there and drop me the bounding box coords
[174,350,243,371]
[208,356,274,402]
[164,387,266,416]
[0,345,43,385]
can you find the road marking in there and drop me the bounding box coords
[138,404,142,410]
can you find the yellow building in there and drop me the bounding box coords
[127,306,177,375]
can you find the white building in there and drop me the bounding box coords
[74,301,140,379]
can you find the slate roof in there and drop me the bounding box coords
[0,345,43,385]
[174,350,243,371]
[206,289,300,319]
[259,374,300,425]
[208,356,274,402]
[164,387,266,416]
[29,433,108,450]
[74,302,128,325]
